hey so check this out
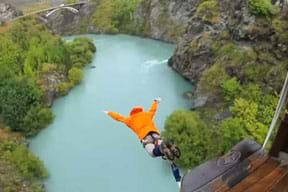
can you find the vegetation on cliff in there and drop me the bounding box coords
[0,17,95,135]
[92,0,142,34]
[248,0,278,17]
[195,0,219,24]
[164,0,288,168]
[0,17,95,191]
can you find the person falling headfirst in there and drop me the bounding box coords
[104,98,181,161]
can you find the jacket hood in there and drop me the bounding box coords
[130,107,144,116]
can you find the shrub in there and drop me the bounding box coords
[0,35,23,76]
[239,83,262,102]
[0,78,41,131]
[22,106,54,136]
[57,82,73,96]
[68,67,83,85]
[220,118,247,152]
[195,0,219,23]
[221,78,241,101]
[220,97,270,151]
[0,140,48,179]
[163,110,221,168]
[66,37,96,68]
[248,0,277,17]
[199,63,229,93]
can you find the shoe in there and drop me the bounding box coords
[160,142,175,161]
[164,140,181,159]
[163,148,175,161]
[170,145,181,159]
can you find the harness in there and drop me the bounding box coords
[141,132,161,147]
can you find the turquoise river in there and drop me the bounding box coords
[30,34,193,192]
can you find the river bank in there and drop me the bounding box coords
[0,17,95,191]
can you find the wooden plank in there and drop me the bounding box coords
[270,170,288,192]
[228,158,279,192]
[214,153,268,192]
[194,151,268,192]
[245,165,288,192]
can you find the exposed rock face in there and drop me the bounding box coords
[168,0,288,108]
[0,3,23,22]
[169,0,287,82]
[169,0,252,83]
[38,69,66,107]
[41,3,98,35]
[134,0,201,43]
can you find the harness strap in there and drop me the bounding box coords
[141,132,161,148]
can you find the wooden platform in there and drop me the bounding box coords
[228,157,288,192]
[181,140,288,192]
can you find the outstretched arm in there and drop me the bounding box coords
[149,98,161,117]
[105,111,127,123]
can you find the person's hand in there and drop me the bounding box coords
[154,97,162,103]
[103,110,109,114]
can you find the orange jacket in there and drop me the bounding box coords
[107,101,160,140]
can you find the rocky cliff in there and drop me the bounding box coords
[0,3,23,22]
[40,0,196,43]
[168,0,288,109]
[41,0,288,113]
[134,0,200,43]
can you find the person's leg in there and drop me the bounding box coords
[143,133,165,158]
[142,132,179,159]
[142,134,162,157]
[144,143,167,157]
[144,143,157,157]
[148,132,177,160]
[152,144,163,157]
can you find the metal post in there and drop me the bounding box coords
[269,102,288,157]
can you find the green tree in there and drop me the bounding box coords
[22,106,54,136]
[68,67,83,85]
[57,82,73,96]
[0,78,41,132]
[163,110,220,168]
[0,35,23,77]
[66,37,96,68]
[220,118,247,152]
[220,97,270,152]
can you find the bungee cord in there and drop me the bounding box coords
[262,71,288,149]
